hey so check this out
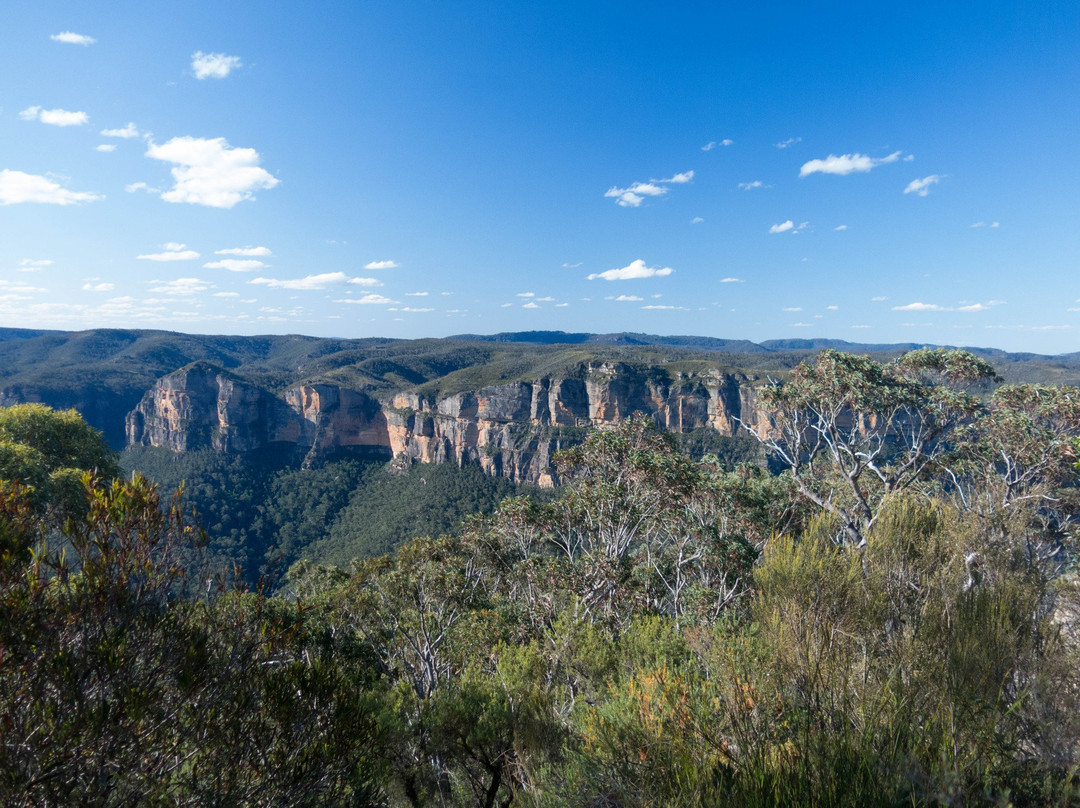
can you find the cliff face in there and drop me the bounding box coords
[126,362,770,485]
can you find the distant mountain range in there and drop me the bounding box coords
[1,326,1078,450]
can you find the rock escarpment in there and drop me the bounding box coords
[125,361,771,485]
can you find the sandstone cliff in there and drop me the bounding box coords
[125,361,771,485]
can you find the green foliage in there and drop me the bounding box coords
[0,403,119,522]
[0,473,380,807]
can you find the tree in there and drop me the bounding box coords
[745,348,999,547]
[0,403,119,524]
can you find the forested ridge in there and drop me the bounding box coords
[3,347,1080,806]
[4,326,1080,449]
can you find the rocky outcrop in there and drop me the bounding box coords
[125,363,302,452]
[126,361,771,485]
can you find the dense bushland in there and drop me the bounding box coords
[3,347,1080,806]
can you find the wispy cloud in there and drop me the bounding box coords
[145,137,278,208]
[51,31,95,45]
[94,144,116,153]
[775,137,801,149]
[216,246,271,256]
[720,277,743,283]
[800,151,902,177]
[691,216,704,224]
[738,180,764,190]
[19,106,88,127]
[522,301,540,309]
[654,171,694,184]
[138,244,200,261]
[781,306,802,312]
[0,170,101,205]
[892,299,1001,312]
[204,258,266,272]
[251,272,363,290]
[701,139,733,151]
[333,294,398,305]
[364,260,398,270]
[904,175,941,197]
[101,122,140,139]
[18,259,53,272]
[642,304,689,311]
[587,259,674,281]
[191,51,242,79]
[605,171,693,207]
[615,295,643,302]
[82,281,115,292]
[834,224,848,231]
[149,278,212,296]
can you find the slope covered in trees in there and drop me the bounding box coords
[3,348,1080,806]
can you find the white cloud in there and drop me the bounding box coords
[18,259,53,271]
[500,302,512,308]
[769,220,794,234]
[556,302,569,308]
[399,307,433,313]
[213,292,240,298]
[827,305,838,310]
[124,182,157,194]
[347,277,381,286]
[149,278,211,296]
[642,304,688,311]
[251,272,357,290]
[522,302,540,309]
[871,296,888,302]
[203,258,266,272]
[562,261,583,268]
[51,31,95,45]
[892,299,999,312]
[720,277,743,283]
[19,106,89,127]
[138,245,200,261]
[191,51,242,80]
[145,136,279,208]
[904,175,941,197]
[517,292,535,298]
[0,280,47,294]
[701,142,717,151]
[775,137,801,149]
[405,291,429,297]
[535,296,556,302]
[364,260,398,269]
[738,180,764,190]
[655,170,693,184]
[605,171,693,207]
[333,294,398,305]
[82,282,115,292]
[605,182,667,208]
[790,322,813,327]
[216,245,271,256]
[799,151,902,177]
[94,143,116,153]
[691,217,704,224]
[834,224,848,231]
[781,306,802,312]
[893,302,943,311]
[101,123,140,139]
[587,259,674,281]
[615,295,643,302]
[0,170,101,205]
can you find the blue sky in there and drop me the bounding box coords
[2,1,1078,353]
